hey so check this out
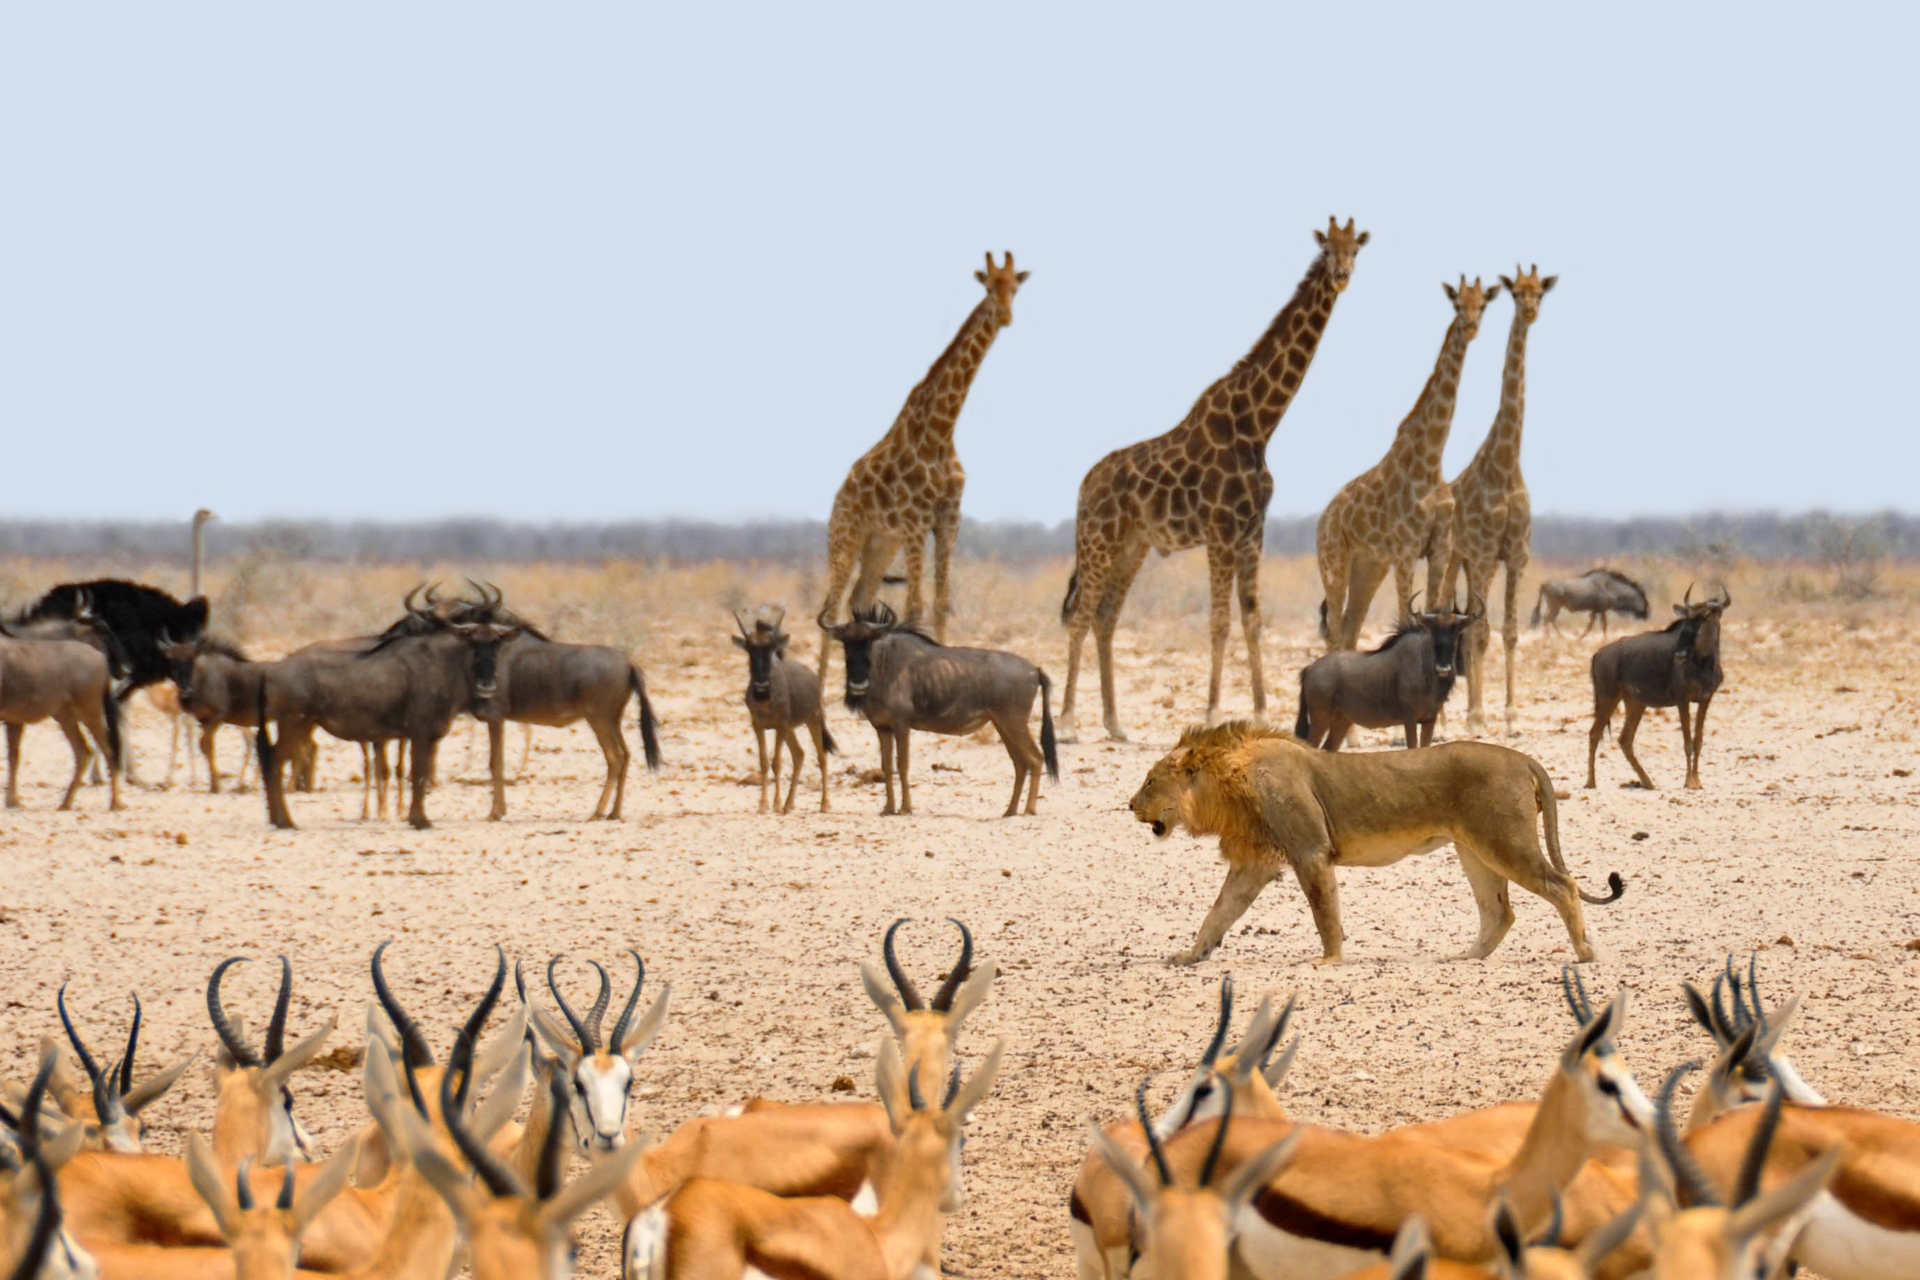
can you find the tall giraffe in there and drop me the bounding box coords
[1443,265,1557,734]
[816,253,1027,677]
[1315,275,1498,652]
[1059,218,1368,741]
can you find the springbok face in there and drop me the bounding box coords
[1497,263,1559,324]
[1559,972,1654,1144]
[206,956,333,1165]
[821,602,899,711]
[876,1037,1003,1215]
[1441,274,1500,341]
[732,608,789,703]
[860,918,995,1093]
[55,986,194,1155]
[974,252,1029,327]
[5,1049,102,1280]
[1682,954,1826,1111]
[528,953,670,1154]
[1312,216,1370,292]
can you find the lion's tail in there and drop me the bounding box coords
[1529,758,1625,906]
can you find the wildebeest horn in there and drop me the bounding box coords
[882,919,926,1011]
[1716,586,1731,609]
[930,919,974,1012]
[208,958,263,1068]
[371,941,435,1069]
[1134,1075,1173,1186]
[422,582,442,609]
[547,956,598,1053]
[734,609,754,638]
[1683,583,1694,607]
[1201,975,1235,1068]
[768,606,786,632]
[403,584,426,614]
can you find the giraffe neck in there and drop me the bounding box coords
[1385,313,1472,478]
[1217,254,1342,448]
[891,295,1004,448]
[1471,309,1532,478]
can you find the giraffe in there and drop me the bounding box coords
[1443,264,1557,734]
[1058,218,1369,741]
[816,252,1027,678]
[1315,275,1499,653]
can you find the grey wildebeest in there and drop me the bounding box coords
[255,609,520,829]
[1293,600,1479,750]
[0,600,124,811]
[1587,585,1729,791]
[474,597,662,822]
[822,602,1058,816]
[732,606,835,814]
[1532,568,1649,637]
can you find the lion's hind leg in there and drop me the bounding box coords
[1469,839,1596,963]
[1450,848,1517,961]
[1168,861,1275,967]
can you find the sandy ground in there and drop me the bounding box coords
[2,555,1918,1277]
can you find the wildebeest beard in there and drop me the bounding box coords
[842,641,873,713]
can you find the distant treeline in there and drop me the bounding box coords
[0,511,1914,568]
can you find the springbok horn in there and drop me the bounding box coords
[930,919,974,1012]
[534,1062,570,1201]
[1656,1062,1723,1208]
[1560,965,1594,1025]
[57,985,121,1124]
[370,942,435,1069]
[454,946,507,1107]
[607,952,646,1054]
[276,1161,296,1212]
[1198,1086,1234,1188]
[119,993,141,1098]
[439,1031,526,1200]
[882,919,926,1011]
[584,962,613,1053]
[264,957,293,1065]
[1201,975,1235,1068]
[208,958,263,1068]
[906,1062,927,1113]
[547,956,597,1053]
[1733,1081,1786,1208]
[1134,1076,1173,1187]
[236,1157,256,1211]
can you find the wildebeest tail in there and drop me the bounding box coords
[1038,670,1060,781]
[1059,567,1080,627]
[1317,599,1330,641]
[820,721,838,756]
[254,679,276,786]
[1293,677,1312,740]
[1530,584,1547,627]
[1529,758,1625,905]
[630,665,663,772]
[101,685,122,773]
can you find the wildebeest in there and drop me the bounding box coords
[1531,568,1649,637]
[822,602,1058,816]
[475,604,663,822]
[160,635,261,794]
[1587,585,1729,791]
[733,606,835,814]
[255,606,521,829]
[0,601,124,811]
[1294,601,1479,750]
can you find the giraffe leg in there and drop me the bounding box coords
[901,532,929,628]
[1462,561,1490,735]
[1203,542,1237,727]
[1340,558,1390,650]
[1094,539,1150,741]
[1059,550,1107,744]
[1501,554,1525,736]
[1317,541,1349,650]
[1234,537,1267,722]
[932,495,960,643]
[1392,558,1419,627]
[816,526,861,681]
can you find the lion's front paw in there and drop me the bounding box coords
[1165,946,1211,967]
[1309,954,1343,967]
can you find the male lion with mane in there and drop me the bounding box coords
[1131,722,1623,965]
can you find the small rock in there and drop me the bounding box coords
[830,1075,855,1093]
[174,832,189,846]
[1776,935,1795,947]
[850,1044,875,1059]
[1903,939,1920,952]
[1631,831,1650,841]
[1001,869,1012,878]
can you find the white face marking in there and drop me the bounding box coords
[1589,1052,1654,1142]
[100,1119,143,1154]
[577,1056,634,1151]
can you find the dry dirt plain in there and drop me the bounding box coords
[2,553,1917,1278]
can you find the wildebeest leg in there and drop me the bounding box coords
[1403,719,1420,750]
[3,723,21,809]
[202,724,222,794]
[517,724,534,780]
[587,714,627,821]
[1324,719,1352,752]
[406,736,437,829]
[488,718,511,821]
[1339,558,1390,650]
[1168,861,1275,966]
[359,744,373,820]
[994,717,1043,818]
[1686,695,1714,790]
[56,716,92,811]
[373,743,391,821]
[1203,542,1236,728]
[1585,690,1621,789]
[807,717,830,813]
[894,727,914,815]
[1577,611,1597,639]
[753,726,771,814]
[1234,538,1267,722]
[779,727,804,814]
[1675,696,1695,795]
[1417,719,1435,749]
[1617,699,1655,790]
[1094,540,1150,742]
[1450,849,1519,961]
[876,727,897,816]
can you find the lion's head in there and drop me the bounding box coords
[1130,750,1199,839]
[1132,721,1296,839]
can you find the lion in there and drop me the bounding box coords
[1130,722,1624,965]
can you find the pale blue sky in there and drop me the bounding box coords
[2,4,1912,523]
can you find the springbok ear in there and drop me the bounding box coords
[1541,276,1558,293]
[527,1002,585,1067]
[262,1016,338,1090]
[943,961,997,1031]
[1488,1198,1526,1270]
[1387,1215,1434,1280]
[124,1051,199,1115]
[860,963,909,1034]
[1575,1201,1645,1272]
[1088,1122,1159,1220]
[1219,1130,1300,1215]
[945,1039,1006,1123]
[1262,1036,1303,1090]
[292,1137,360,1234]
[874,1039,912,1133]
[185,1133,242,1239]
[619,986,672,1066]
[1727,1144,1844,1244]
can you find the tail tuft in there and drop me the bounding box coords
[1293,683,1312,741]
[1038,670,1060,781]
[820,721,838,756]
[102,688,122,773]
[1582,870,1627,907]
[1059,568,1080,627]
[631,667,663,772]
[1317,599,1330,641]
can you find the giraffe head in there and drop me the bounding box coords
[1498,264,1559,324]
[974,252,1029,327]
[1312,217,1370,292]
[1440,275,1500,340]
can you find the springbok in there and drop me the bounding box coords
[2,1050,97,1280]
[181,1134,358,1280]
[53,987,195,1153]
[205,958,332,1166]
[524,954,670,1154]
[1086,1083,1301,1280]
[734,606,835,814]
[622,1037,1005,1280]
[858,918,997,1094]
[1681,953,1826,1109]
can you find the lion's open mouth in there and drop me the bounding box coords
[1151,820,1167,837]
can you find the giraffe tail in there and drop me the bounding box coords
[1059,567,1080,627]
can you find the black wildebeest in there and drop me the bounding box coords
[822,602,1058,816]
[255,608,520,829]
[0,601,124,811]
[733,606,835,814]
[1531,568,1649,637]
[1293,600,1479,750]
[1587,585,1729,791]
[468,584,662,822]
